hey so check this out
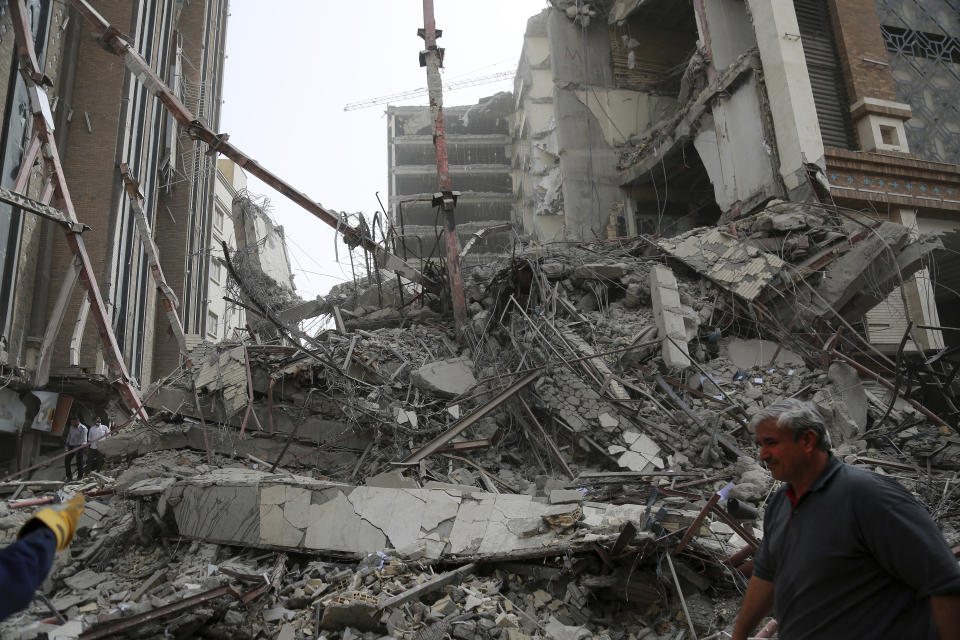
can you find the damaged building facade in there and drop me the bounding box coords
[0,0,239,472]
[510,0,960,354]
[2,1,960,639]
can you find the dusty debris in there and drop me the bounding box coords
[4,205,960,640]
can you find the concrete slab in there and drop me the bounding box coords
[347,486,426,552]
[365,470,419,489]
[411,358,477,397]
[726,338,803,370]
[827,362,868,430]
[158,471,653,560]
[304,491,387,552]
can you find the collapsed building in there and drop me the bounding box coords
[2,1,960,639]
[3,218,959,638]
[512,0,960,357]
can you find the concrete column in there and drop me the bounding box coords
[650,265,691,369]
[897,209,944,351]
[745,0,825,193]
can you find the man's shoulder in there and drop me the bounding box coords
[833,461,915,504]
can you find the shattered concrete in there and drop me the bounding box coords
[152,469,656,561]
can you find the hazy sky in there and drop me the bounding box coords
[220,1,547,310]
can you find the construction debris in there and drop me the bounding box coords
[4,201,959,640]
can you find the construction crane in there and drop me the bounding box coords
[343,70,514,111]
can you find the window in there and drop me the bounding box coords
[206,310,218,339]
[879,125,899,147]
[210,258,223,285]
[213,204,226,235]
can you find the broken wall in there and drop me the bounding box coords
[231,192,300,338]
[515,6,676,242]
[513,11,565,241]
[548,10,622,241]
[691,1,781,212]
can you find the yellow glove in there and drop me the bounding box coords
[19,493,86,551]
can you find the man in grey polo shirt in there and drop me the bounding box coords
[732,398,960,639]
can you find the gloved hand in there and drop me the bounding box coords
[18,493,86,551]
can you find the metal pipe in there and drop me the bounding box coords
[830,349,950,429]
[10,488,116,509]
[673,492,720,555]
[63,0,434,291]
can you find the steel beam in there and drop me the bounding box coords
[119,165,188,355]
[68,294,90,366]
[10,0,147,420]
[0,186,85,233]
[33,255,80,387]
[65,0,434,292]
[401,371,540,464]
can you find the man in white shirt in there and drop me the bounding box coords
[63,418,87,481]
[87,417,110,473]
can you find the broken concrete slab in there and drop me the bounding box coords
[572,263,628,281]
[726,338,804,370]
[827,362,868,431]
[64,569,110,591]
[657,227,786,302]
[156,470,653,561]
[549,489,584,504]
[411,358,478,397]
[365,470,419,489]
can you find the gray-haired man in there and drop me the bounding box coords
[732,398,960,640]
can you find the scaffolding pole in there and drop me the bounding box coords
[65,0,435,293]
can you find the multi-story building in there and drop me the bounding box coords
[207,158,246,342]
[0,0,228,472]
[387,95,515,265]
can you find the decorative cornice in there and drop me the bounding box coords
[825,147,960,212]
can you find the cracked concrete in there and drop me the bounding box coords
[159,470,643,560]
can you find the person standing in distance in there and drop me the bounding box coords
[86,417,110,473]
[63,417,87,482]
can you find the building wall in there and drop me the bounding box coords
[207,158,246,342]
[819,0,960,352]
[0,0,230,390]
[47,0,134,378]
[0,1,72,370]
[151,0,229,380]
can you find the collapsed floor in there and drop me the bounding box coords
[2,203,960,640]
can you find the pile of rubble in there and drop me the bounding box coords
[2,202,959,639]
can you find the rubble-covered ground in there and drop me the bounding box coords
[2,203,959,639]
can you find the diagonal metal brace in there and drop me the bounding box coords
[0,187,87,233]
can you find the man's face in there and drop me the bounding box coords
[755,418,817,484]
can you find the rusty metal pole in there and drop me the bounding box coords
[420,0,468,339]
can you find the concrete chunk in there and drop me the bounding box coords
[411,358,478,397]
[650,265,691,368]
